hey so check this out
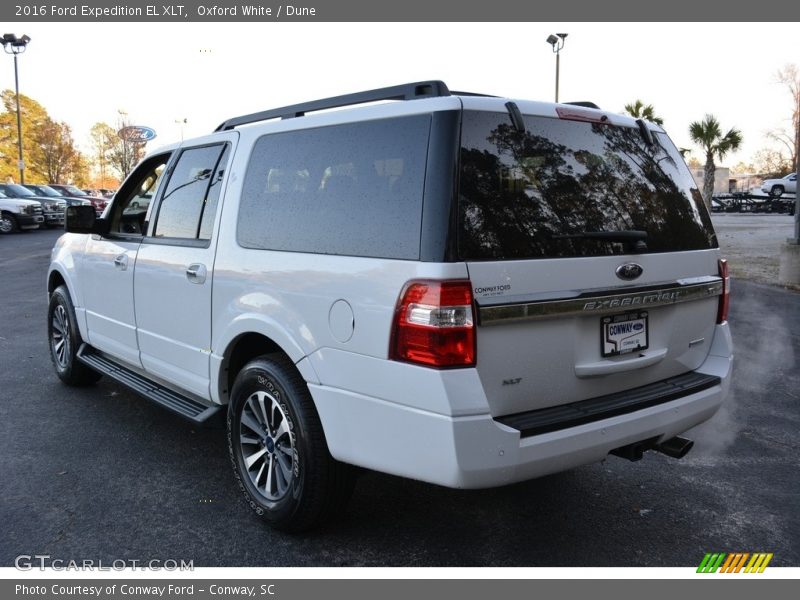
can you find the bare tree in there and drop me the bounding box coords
[770,64,799,170]
[108,112,146,180]
[90,122,115,188]
[752,147,792,179]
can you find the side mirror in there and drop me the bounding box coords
[66,205,107,235]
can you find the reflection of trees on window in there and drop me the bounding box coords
[155,144,228,240]
[162,168,212,201]
[198,145,229,240]
[458,112,717,260]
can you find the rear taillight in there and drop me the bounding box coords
[390,280,476,368]
[717,259,730,324]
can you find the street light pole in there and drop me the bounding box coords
[546,33,568,103]
[175,118,187,141]
[555,49,560,103]
[779,79,800,285]
[12,54,23,183]
[794,89,799,243]
[1,33,31,185]
[118,109,129,178]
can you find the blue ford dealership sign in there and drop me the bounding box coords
[118,125,157,142]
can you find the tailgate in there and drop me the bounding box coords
[457,106,723,417]
[467,251,722,417]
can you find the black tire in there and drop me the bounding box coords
[771,185,785,197]
[227,354,355,532]
[47,285,102,386]
[0,212,18,234]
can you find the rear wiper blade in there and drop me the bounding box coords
[552,230,648,242]
[551,230,648,251]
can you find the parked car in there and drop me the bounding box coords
[761,173,797,197]
[24,184,93,209]
[0,183,65,227]
[0,190,44,233]
[48,184,108,215]
[48,81,733,531]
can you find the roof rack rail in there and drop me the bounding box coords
[450,90,498,98]
[214,80,451,132]
[565,101,601,109]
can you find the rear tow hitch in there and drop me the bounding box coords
[610,436,694,462]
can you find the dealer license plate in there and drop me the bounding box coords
[601,311,649,357]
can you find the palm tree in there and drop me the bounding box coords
[623,100,664,125]
[689,115,743,208]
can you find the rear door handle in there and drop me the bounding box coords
[186,263,207,284]
[113,254,128,271]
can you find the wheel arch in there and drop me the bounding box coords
[47,269,67,296]
[0,210,18,232]
[213,318,319,406]
[47,265,89,342]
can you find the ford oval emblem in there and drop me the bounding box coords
[118,125,157,143]
[616,263,643,281]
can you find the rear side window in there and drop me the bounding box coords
[458,111,717,260]
[154,144,228,240]
[237,115,431,259]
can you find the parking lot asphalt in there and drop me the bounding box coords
[1,228,798,567]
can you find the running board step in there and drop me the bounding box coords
[77,344,221,425]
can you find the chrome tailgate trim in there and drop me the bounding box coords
[477,277,722,325]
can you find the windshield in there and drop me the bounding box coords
[458,111,717,260]
[29,185,61,197]
[65,185,86,195]
[3,184,37,197]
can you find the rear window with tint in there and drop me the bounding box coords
[458,111,717,260]
[238,115,431,259]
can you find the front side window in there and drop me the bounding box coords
[154,144,229,240]
[107,153,171,235]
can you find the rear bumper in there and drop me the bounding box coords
[311,322,733,489]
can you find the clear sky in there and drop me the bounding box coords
[1,21,798,169]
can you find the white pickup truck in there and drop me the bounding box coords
[0,191,45,233]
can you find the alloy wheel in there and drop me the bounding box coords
[239,390,296,501]
[51,304,70,368]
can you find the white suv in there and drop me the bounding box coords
[761,172,796,197]
[47,81,733,531]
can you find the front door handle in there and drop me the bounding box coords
[113,254,128,271]
[186,263,207,284]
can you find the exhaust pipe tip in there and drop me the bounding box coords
[655,436,694,459]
